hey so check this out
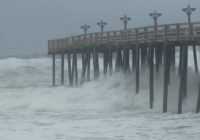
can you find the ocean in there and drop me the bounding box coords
[0,49,200,140]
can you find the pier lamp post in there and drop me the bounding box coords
[120,15,131,31]
[120,15,131,41]
[80,24,90,44]
[149,11,162,40]
[80,24,91,82]
[120,15,131,73]
[80,24,90,35]
[97,20,107,33]
[97,20,108,42]
[149,10,162,74]
[182,5,198,74]
[182,5,196,38]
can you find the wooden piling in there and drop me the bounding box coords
[103,51,109,75]
[71,56,75,86]
[155,46,160,74]
[149,44,154,109]
[132,48,136,71]
[81,53,86,84]
[96,51,100,79]
[115,48,123,72]
[123,48,129,72]
[73,54,78,86]
[68,54,73,87]
[61,54,64,85]
[159,47,163,65]
[135,44,140,94]
[141,47,147,67]
[166,46,171,85]
[178,45,188,114]
[193,45,198,73]
[93,47,99,80]
[104,52,107,73]
[126,49,130,71]
[182,45,188,98]
[87,50,91,81]
[171,46,176,70]
[178,46,183,75]
[163,43,170,113]
[109,49,113,75]
[52,54,55,87]
[82,53,85,70]
[178,47,184,114]
[196,81,200,113]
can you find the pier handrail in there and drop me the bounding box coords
[48,22,200,54]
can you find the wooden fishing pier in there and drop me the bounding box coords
[48,5,200,114]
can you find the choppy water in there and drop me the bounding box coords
[0,50,200,140]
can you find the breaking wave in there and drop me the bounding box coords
[0,49,199,113]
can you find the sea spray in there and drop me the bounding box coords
[0,52,200,140]
[0,59,198,113]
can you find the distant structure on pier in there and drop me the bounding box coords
[48,5,200,114]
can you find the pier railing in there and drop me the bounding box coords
[48,22,200,54]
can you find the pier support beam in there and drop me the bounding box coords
[171,46,176,70]
[81,53,86,84]
[115,48,123,72]
[103,51,109,75]
[141,47,147,68]
[104,49,113,75]
[52,54,55,87]
[167,46,172,85]
[68,54,73,87]
[149,44,154,109]
[81,52,90,84]
[178,46,183,75]
[159,47,163,65]
[155,46,160,74]
[178,45,188,114]
[73,54,78,86]
[163,43,171,113]
[183,45,188,98]
[67,53,78,87]
[61,54,64,85]
[123,48,130,72]
[109,48,113,75]
[135,44,140,94]
[193,45,198,73]
[93,47,99,80]
[132,48,136,71]
[196,81,200,113]
[87,50,91,82]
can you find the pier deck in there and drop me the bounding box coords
[48,22,200,54]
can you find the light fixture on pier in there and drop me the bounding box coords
[97,20,107,33]
[149,10,162,40]
[182,4,196,24]
[120,15,131,31]
[80,24,90,34]
[182,5,196,39]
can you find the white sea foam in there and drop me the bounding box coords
[0,48,200,140]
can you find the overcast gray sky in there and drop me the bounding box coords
[0,0,199,57]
